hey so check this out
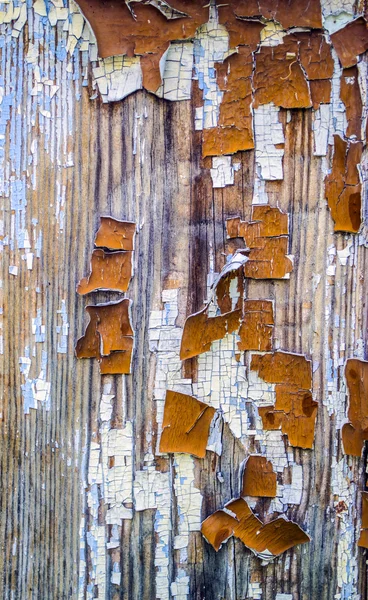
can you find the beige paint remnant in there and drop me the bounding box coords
[159,390,216,458]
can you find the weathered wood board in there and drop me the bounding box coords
[1,1,368,599]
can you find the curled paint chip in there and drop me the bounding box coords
[251,352,317,449]
[238,300,274,352]
[159,390,216,458]
[75,299,134,374]
[226,206,293,280]
[75,0,208,91]
[94,217,136,251]
[324,135,362,233]
[201,497,309,558]
[331,17,368,69]
[180,307,241,360]
[77,249,133,294]
[242,455,277,498]
[342,359,368,457]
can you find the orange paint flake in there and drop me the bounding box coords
[201,497,309,556]
[75,299,134,374]
[325,135,363,233]
[342,359,368,457]
[251,352,317,449]
[159,390,216,458]
[242,455,277,498]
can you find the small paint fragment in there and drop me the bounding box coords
[342,359,368,457]
[331,17,368,69]
[226,206,293,279]
[238,300,274,352]
[324,134,363,233]
[358,492,368,548]
[159,390,216,458]
[94,217,136,251]
[180,306,241,360]
[77,249,133,294]
[242,455,277,498]
[75,299,134,374]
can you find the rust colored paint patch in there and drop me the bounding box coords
[342,359,368,457]
[253,31,332,110]
[75,299,134,374]
[94,217,136,251]
[226,207,293,280]
[242,455,277,498]
[292,31,334,82]
[75,0,208,91]
[77,249,133,294]
[180,307,241,360]
[309,79,332,109]
[324,135,363,233]
[238,300,274,352]
[340,67,363,140]
[251,352,317,449]
[216,270,244,314]
[358,492,368,548]
[253,41,311,110]
[331,17,368,69]
[202,26,263,157]
[201,497,309,556]
[159,390,216,458]
[218,0,322,45]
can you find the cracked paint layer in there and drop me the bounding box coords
[242,455,277,498]
[226,206,293,279]
[251,352,317,449]
[331,16,368,68]
[77,249,133,294]
[324,134,363,233]
[340,66,363,140]
[342,358,368,457]
[159,390,216,458]
[238,300,274,352]
[75,0,208,91]
[75,299,134,374]
[201,497,309,560]
[202,24,263,157]
[180,306,241,360]
[218,0,322,33]
[94,217,136,251]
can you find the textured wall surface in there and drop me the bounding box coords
[1,1,368,599]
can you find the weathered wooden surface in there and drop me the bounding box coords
[1,2,368,599]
